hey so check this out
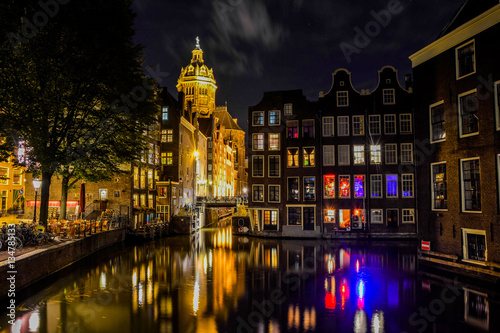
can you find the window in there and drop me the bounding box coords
[401,143,413,164]
[303,120,314,138]
[269,133,280,150]
[369,115,381,135]
[353,116,364,135]
[339,209,350,228]
[288,207,302,226]
[458,90,479,137]
[148,170,153,189]
[386,175,398,198]
[324,210,335,223]
[253,133,264,150]
[432,163,447,210]
[167,129,173,142]
[353,145,365,165]
[337,91,348,107]
[402,209,415,223]
[324,175,335,198]
[140,169,146,189]
[339,175,350,198]
[287,148,299,167]
[12,169,21,185]
[162,106,168,120]
[269,185,280,203]
[0,167,8,185]
[263,210,278,230]
[370,174,383,198]
[383,89,395,105]
[252,156,264,177]
[253,185,264,202]
[161,153,166,165]
[284,103,293,116]
[287,120,298,139]
[323,117,334,137]
[354,175,365,198]
[385,144,397,165]
[269,156,280,177]
[384,114,396,134]
[338,116,349,136]
[400,114,412,134]
[208,153,212,160]
[370,145,381,164]
[303,147,315,167]
[253,111,264,126]
[495,81,500,130]
[462,229,486,261]
[269,110,280,125]
[304,177,315,201]
[371,209,383,224]
[430,101,446,142]
[114,191,120,198]
[456,41,475,79]
[166,152,173,165]
[303,207,315,230]
[288,178,299,201]
[323,145,335,166]
[461,158,481,212]
[161,130,167,142]
[338,145,350,166]
[402,174,414,198]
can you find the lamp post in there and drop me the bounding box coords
[32,179,42,224]
[192,150,199,230]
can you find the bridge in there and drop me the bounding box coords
[195,196,247,208]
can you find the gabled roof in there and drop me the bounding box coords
[198,118,213,137]
[213,110,242,131]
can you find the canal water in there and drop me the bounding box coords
[1,227,498,333]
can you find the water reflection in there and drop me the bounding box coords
[0,228,497,333]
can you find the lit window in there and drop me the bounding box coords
[370,174,382,198]
[369,115,380,135]
[284,103,293,116]
[253,185,264,202]
[400,114,412,134]
[383,89,395,105]
[287,148,299,167]
[269,185,280,202]
[430,102,446,142]
[288,177,299,201]
[386,175,398,198]
[166,152,173,165]
[162,106,168,120]
[161,129,167,142]
[401,143,413,164]
[0,167,8,185]
[385,144,397,165]
[161,153,166,165]
[12,169,21,185]
[339,209,350,228]
[269,156,280,177]
[370,145,381,164]
[337,91,348,107]
[339,175,350,198]
[324,210,335,223]
[303,147,315,167]
[253,111,264,126]
[353,145,365,165]
[253,133,264,150]
[456,41,475,79]
[269,133,280,150]
[402,174,414,197]
[252,156,264,177]
[352,116,364,135]
[384,114,396,134]
[264,210,278,230]
[338,116,349,136]
[287,120,298,139]
[303,120,314,138]
[461,158,481,212]
[167,129,173,142]
[324,175,335,198]
[304,177,316,201]
[432,163,447,210]
[458,90,479,137]
[323,145,335,166]
[338,145,350,165]
[322,117,334,137]
[354,175,365,198]
[269,110,280,125]
[402,209,415,223]
[371,209,383,224]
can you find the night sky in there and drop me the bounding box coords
[133,0,463,132]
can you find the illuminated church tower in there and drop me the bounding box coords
[176,37,217,118]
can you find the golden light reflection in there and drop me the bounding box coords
[100,272,106,290]
[28,310,40,332]
[371,311,385,333]
[193,280,200,315]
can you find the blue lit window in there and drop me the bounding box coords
[386,175,398,198]
[402,174,414,197]
[162,106,168,120]
[354,175,365,198]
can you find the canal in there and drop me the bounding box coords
[1,228,498,333]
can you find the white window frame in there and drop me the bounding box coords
[268,155,281,178]
[338,175,351,199]
[370,209,383,224]
[458,89,479,138]
[429,100,446,143]
[354,175,366,198]
[252,111,265,126]
[495,81,500,131]
[303,147,316,167]
[400,143,413,164]
[462,228,487,263]
[337,91,349,107]
[268,133,280,151]
[353,145,365,165]
[455,40,476,80]
[384,114,397,135]
[269,110,281,126]
[370,174,383,199]
[322,116,334,137]
[162,106,168,120]
[268,185,281,203]
[303,177,316,202]
[338,145,350,166]
[352,115,364,136]
[402,209,415,224]
[337,116,349,136]
[402,174,414,198]
[323,145,335,166]
[386,174,398,198]
[252,133,264,151]
[400,114,412,134]
[369,115,381,135]
[431,161,448,211]
[252,184,264,202]
[252,155,264,178]
[370,145,381,164]
[460,157,481,213]
[385,144,397,165]
[383,89,395,105]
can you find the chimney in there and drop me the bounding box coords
[405,74,413,90]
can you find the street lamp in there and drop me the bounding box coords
[32,178,42,224]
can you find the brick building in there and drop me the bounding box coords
[410,0,500,264]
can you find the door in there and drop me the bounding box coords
[303,207,315,230]
[387,209,398,228]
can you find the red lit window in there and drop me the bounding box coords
[324,175,335,198]
[339,176,350,198]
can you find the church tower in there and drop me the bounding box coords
[176,37,217,118]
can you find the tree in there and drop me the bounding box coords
[0,0,159,226]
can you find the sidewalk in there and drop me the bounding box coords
[0,238,70,262]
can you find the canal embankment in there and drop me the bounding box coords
[0,228,126,300]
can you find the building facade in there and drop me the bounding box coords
[0,157,24,215]
[410,0,500,264]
